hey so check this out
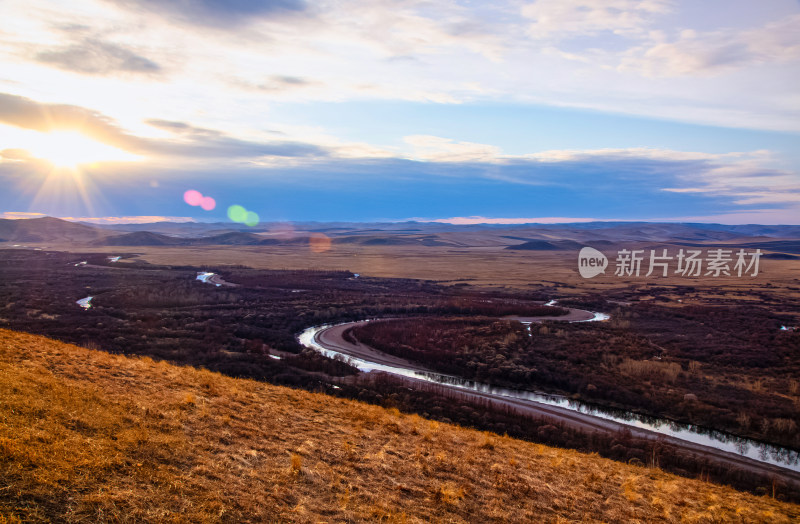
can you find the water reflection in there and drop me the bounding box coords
[196,271,215,283]
[76,296,93,309]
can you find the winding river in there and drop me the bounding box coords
[298,310,800,474]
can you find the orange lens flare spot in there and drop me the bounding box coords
[269,223,296,240]
[309,233,332,253]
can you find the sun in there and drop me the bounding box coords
[30,131,139,168]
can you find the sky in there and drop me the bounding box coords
[0,0,798,225]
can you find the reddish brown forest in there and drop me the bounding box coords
[352,308,800,449]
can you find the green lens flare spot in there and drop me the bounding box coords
[227,205,247,223]
[244,211,259,227]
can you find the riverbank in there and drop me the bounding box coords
[301,320,800,490]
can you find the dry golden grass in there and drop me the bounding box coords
[1,328,799,522]
[43,242,800,297]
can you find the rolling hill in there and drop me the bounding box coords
[101,230,186,246]
[99,231,312,246]
[3,217,800,249]
[0,216,108,243]
[188,231,267,245]
[504,239,585,251]
[1,328,798,522]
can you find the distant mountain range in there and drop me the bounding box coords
[85,219,800,237]
[2,217,800,254]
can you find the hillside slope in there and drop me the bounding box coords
[0,217,108,243]
[0,329,797,522]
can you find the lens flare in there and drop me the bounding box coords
[228,205,247,222]
[228,204,259,226]
[269,222,297,240]
[309,233,332,253]
[185,189,216,212]
[184,190,203,206]
[200,196,216,211]
[244,211,259,227]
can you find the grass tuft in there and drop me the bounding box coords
[289,453,303,475]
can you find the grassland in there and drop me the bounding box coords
[41,242,800,297]
[1,329,799,522]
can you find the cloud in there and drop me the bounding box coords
[0,211,195,224]
[3,93,794,213]
[139,118,327,159]
[238,75,322,92]
[351,1,507,60]
[0,89,796,223]
[0,211,47,220]
[521,0,671,40]
[0,92,130,143]
[663,207,800,225]
[105,0,309,29]
[520,147,718,163]
[259,75,311,88]
[662,162,800,205]
[35,38,161,75]
[60,215,197,224]
[420,208,800,226]
[152,134,326,159]
[1,148,36,161]
[402,137,735,166]
[399,136,800,212]
[3,1,798,131]
[144,119,196,132]
[0,92,328,160]
[404,135,502,162]
[519,2,800,81]
[418,216,600,225]
[1,140,796,223]
[620,15,800,77]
